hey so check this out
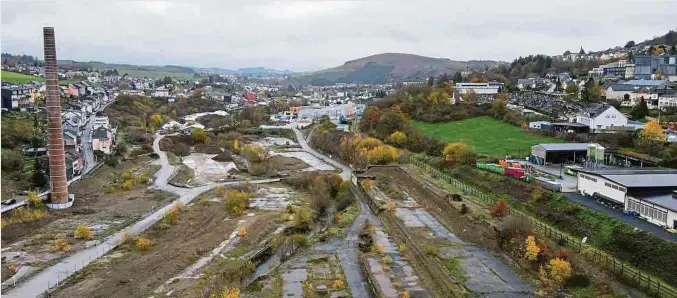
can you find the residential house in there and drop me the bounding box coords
[152,86,170,98]
[65,151,84,179]
[62,119,81,137]
[93,116,110,130]
[63,130,79,153]
[576,104,629,132]
[92,127,114,154]
[1,85,37,110]
[62,110,85,128]
[659,91,677,111]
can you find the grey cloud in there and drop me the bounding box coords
[1,0,676,71]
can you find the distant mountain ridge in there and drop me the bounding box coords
[194,66,294,76]
[284,53,505,86]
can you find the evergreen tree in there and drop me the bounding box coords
[453,72,463,83]
[427,76,434,86]
[631,98,649,120]
[31,159,48,189]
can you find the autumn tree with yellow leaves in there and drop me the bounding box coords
[525,235,541,262]
[639,120,666,143]
[387,131,408,147]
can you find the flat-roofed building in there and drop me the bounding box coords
[576,168,677,228]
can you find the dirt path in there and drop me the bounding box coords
[50,200,245,298]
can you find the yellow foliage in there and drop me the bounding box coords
[0,207,47,229]
[387,131,407,146]
[27,190,43,208]
[382,255,393,264]
[366,145,399,165]
[332,278,345,289]
[224,190,251,215]
[639,120,666,143]
[241,144,269,163]
[164,203,181,225]
[358,137,383,150]
[237,226,248,237]
[135,237,152,251]
[219,288,240,298]
[548,258,572,288]
[442,142,474,164]
[360,179,375,191]
[525,235,541,262]
[652,47,665,56]
[385,200,396,213]
[150,114,163,127]
[75,224,93,240]
[372,243,386,254]
[55,238,71,252]
[401,291,410,298]
[233,139,240,152]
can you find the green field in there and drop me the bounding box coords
[1,70,78,85]
[414,116,562,157]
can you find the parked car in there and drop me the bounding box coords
[2,199,17,205]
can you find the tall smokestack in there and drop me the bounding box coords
[43,27,69,204]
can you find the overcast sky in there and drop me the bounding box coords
[2,0,676,71]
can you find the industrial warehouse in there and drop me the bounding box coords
[577,168,677,229]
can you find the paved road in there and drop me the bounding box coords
[564,193,677,243]
[82,99,116,174]
[292,124,352,181]
[3,132,279,298]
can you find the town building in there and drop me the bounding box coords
[576,104,629,132]
[576,168,677,229]
[92,127,114,154]
[634,55,677,80]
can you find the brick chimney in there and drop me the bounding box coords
[43,27,69,204]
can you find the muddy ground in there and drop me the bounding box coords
[1,156,173,285]
[50,199,270,298]
[362,166,535,297]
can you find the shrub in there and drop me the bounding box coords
[291,234,309,248]
[460,203,469,214]
[382,255,393,265]
[386,200,396,213]
[525,236,540,262]
[367,145,399,164]
[332,278,346,289]
[401,292,410,298]
[75,224,93,240]
[450,193,462,202]
[237,226,248,237]
[164,203,181,225]
[224,190,251,216]
[424,245,438,256]
[27,190,44,208]
[135,237,151,251]
[531,189,546,203]
[490,199,509,217]
[372,243,386,254]
[219,288,240,298]
[55,238,71,252]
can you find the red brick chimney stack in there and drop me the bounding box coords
[43,27,69,204]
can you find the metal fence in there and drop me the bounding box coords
[407,155,677,298]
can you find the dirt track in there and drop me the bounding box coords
[50,199,245,298]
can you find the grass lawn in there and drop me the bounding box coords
[414,116,563,157]
[1,70,79,85]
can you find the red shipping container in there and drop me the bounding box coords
[505,167,525,179]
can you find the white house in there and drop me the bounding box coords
[577,168,677,229]
[576,104,628,132]
[659,92,677,111]
[152,86,170,98]
[93,116,110,130]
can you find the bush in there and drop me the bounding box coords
[382,255,393,264]
[450,193,462,202]
[55,238,71,252]
[135,237,151,251]
[490,199,509,217]
[237,226,247,237]
[460,203,469,214]
[75,224,93,240]
[291,234,309,248]
[224,190,251,216]
[163,203,181,225]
